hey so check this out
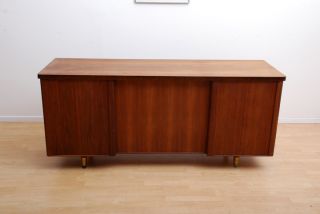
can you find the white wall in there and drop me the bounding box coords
[0,0,320,122]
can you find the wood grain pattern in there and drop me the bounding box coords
[41,79,111,156]
[38,58,286,79]
[207,81,277,155]
[115,79,210,153]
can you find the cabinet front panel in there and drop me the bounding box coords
[41,80,111,155]
[208,81,277,155]
[115,79,210,153]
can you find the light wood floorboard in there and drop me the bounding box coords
[0,123,319,213]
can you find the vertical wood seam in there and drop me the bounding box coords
[205,81,213,155]
[238,82,248,154]
[108,81,117,155]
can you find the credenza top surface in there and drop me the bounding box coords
[38,58,285,79]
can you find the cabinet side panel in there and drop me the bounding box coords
[268,81,283,155]
[208,81,277,155]
[40,79,111,156]
[115,79,210,153]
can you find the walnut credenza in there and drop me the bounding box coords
[38,59,285,168]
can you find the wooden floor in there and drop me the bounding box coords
[0,123,319,213]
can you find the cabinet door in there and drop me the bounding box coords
[115,79,210,153]
[207,81,278,155]
[41,79,112,156]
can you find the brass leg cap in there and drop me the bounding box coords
[233,156,240,168]
[81,156,88,168]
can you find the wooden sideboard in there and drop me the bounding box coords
[38,59,285,168]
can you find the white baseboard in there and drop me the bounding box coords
[0,116,320,123]
[0,116,43,122]
[278,118,320,123]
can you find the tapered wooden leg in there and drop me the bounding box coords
[81,156,88,168]
[233,156,240,167]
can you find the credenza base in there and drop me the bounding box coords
[77,155,242,168]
